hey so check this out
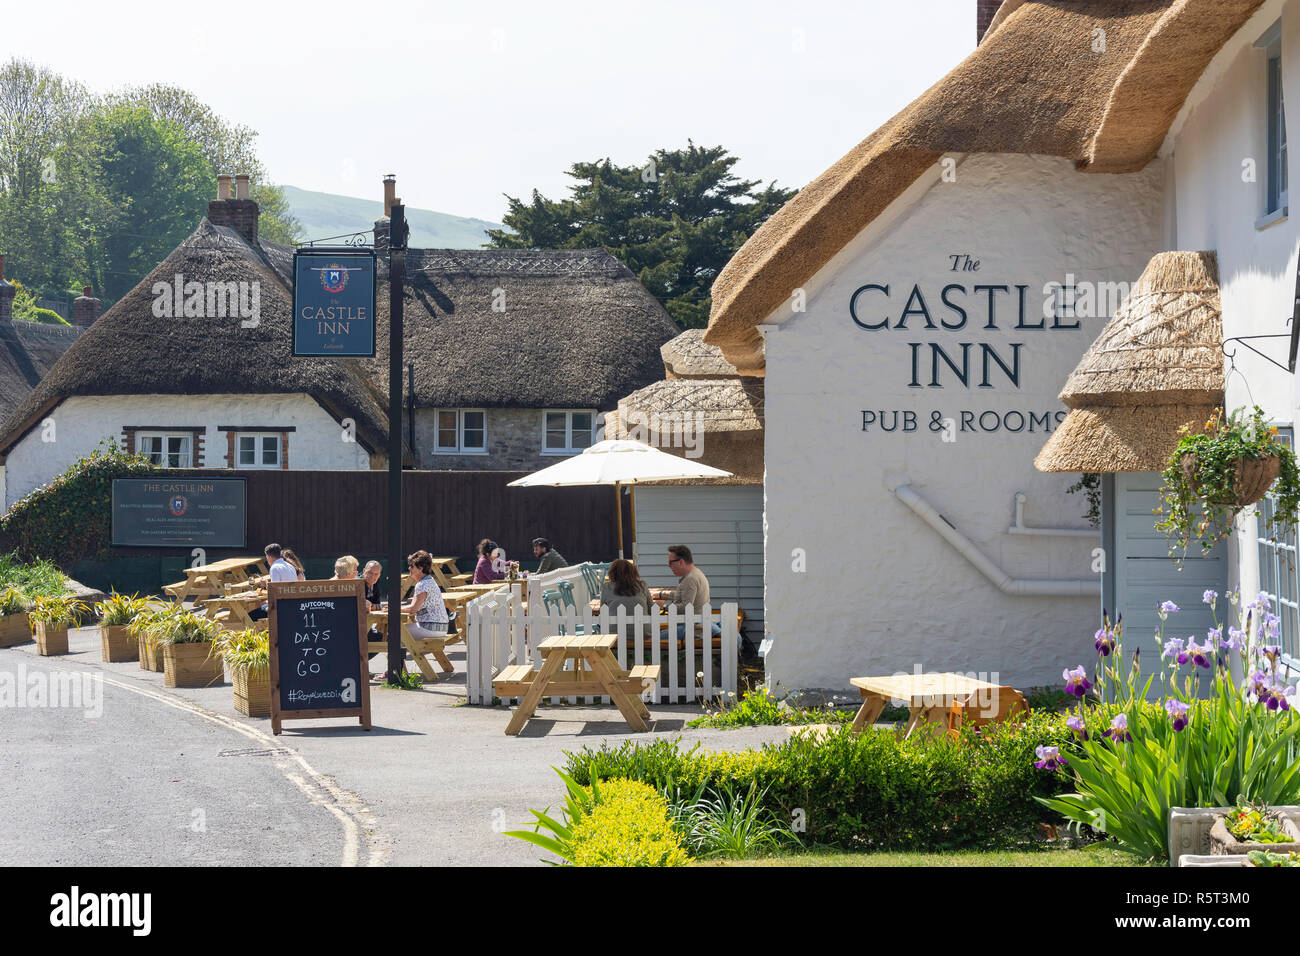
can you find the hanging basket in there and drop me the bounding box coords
[1180,454,1281,508]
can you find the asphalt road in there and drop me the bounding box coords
[0,649,352,866]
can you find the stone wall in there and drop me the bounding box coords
[412,407,597,471]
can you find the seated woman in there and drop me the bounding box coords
[593,558,651,614]
[282,549,307,581]
[402,550,449,637]
[332,555,359,580]
[473,538,505,584]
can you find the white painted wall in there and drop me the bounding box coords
[762,153,1164,692]
[4,393,371,508]
[1167,0,1300,603]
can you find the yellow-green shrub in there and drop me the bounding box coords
[569,779,688,867]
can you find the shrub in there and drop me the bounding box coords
[212,628,269,678]
[688,685,851,729]
[564,712,1072,850]
[97,593,151,626]
[673,782,795,859]
[0,553,69,601]
[0,440,155,563]
[29,594,87,625]
[1041,591,1300,861]
[569,780,689,867]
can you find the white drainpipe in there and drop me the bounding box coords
[893,484,1096,597]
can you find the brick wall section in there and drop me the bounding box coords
[413,407,599,471]
[977,0,1001,43]
[206,198,259,244]
[72,288,101,327]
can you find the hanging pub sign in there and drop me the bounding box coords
[292,248,377,357]
[267,579,372,734]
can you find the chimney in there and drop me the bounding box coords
[72,286,101,327]
[374,174,396,252]
[977,0,1001,44]
[207,172,259,244]
[0,255,13,322]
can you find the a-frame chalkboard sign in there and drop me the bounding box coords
[267,579,372,734]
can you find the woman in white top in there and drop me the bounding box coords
[401,550,448,636]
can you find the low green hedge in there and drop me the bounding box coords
[570,779,689,867]
[564,713,1073,850]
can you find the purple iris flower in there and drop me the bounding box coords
[1264,684,1292,711]
[1065,714,1088,739]
[1165,698,1191,732]
[1248,669,1272,701]
[1188,639,1212,670]
[1253,592,1274,614]
[1102,712,1132,743]
[1063,666,1091,698]
[1095,627,1115,657]
[1203,590,1218,606]
[1226,628,1244,652]
[1207,626,1222,647]
[1162,637,1185,661]
[1265,615,1281,641]
[1034,745,1068,771]
[1158,601,1180,620]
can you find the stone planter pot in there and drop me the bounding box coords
[162,642,225,688]
[100,624,138,663]
[233,666,271,717]
[1178,854,1248,867]
[1209,812,1300,856]
[137,635,164,672]
[1180,453,1281,507]
[34,621,69,656]
[0,611,31,648]
[1169,805,1300,866]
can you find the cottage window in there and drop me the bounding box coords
[138,433,192,468]
[1257,22,1288,226]
[237,433,281,468]
[542,410,594,454]
[1257,426,1298,668]
[433,409,487,454]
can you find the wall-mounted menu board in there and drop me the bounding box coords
[267,579,371,734]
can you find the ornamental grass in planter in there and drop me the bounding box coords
[213,628,270,717]
[1157,405,1299,558]
[30,595,88,657]
[96,593,151,663]
[0,587,31,648]
[145,610,225,688]
[131,606,173,672]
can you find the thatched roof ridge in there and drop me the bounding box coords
[0,221,391,456]
[704,0,1265,368]
[662,329,739,379]
[613,378,764,433]
[1034,402,1219,472]
[365,247,678,410]
[1058,250,1223,407]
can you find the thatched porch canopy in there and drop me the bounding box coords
[1035,250,1224,474]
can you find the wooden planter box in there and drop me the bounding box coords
[100,624,138,663]
[233,667,271,717]
[1180,453,1281,507]
[162,642,225,688]
[138,635,164,672]
[34,621,69,656]
[1210,813,1300,856]
[0,611,30,648]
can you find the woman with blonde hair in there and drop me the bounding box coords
[333,555,360,579]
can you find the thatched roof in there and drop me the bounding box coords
[1035,250,1225,473]
[704,0,1266,370]
[0,322,82,425]
[365,249,678,410]
[0,222,392,457]
[612,378,764,433]
[662,329,738,379]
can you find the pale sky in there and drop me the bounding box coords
[6,0,978,223]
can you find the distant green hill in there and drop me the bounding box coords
[281,185,500,249]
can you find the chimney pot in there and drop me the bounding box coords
[383,175,396,217]
[218,175,232,201]
[73,288,101,328]
[208,173,259,244]
[977,0,1001,44]
[234,174,250,200]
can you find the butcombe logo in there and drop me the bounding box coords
[314,262,363,294]
[169,495,187,516]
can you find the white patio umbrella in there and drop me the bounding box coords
[507,439,732,558]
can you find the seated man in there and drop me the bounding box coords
[650,544,724,643]
[248,543,300,620]
[532,537,568,573]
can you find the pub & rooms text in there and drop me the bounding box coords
[861,408,1068,434]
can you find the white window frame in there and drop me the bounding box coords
[431,409,488,455]
[1256,21,1289,228]
[541,409,596,455]
[236,432,282,469]
[1257,425,1299,671]
[137,432,194,468]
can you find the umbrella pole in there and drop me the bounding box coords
[629,484,637,562]
[615,481,624,559]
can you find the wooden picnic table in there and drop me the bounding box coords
[427,557,463,590]
[493,633,659,736]
[849,672,1003,737]
[202,591,266,630]
[164,556,269,605]
[366,609,454,682]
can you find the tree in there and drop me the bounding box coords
[486,142,796,328]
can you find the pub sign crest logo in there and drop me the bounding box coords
[320,264,350,295]
[169,495,188,516]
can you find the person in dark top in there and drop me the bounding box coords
[473,538,505,584]
[532,537,567,573]
[361,560,383,609]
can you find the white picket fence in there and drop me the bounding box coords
[464,563,738,705]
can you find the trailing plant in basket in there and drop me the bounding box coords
[1156,406,1299,556]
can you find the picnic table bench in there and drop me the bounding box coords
[202,591,266,630]
[849,672,1025,738]
[367,609,454,683]
[493,633,660,735]
[163,556,269,605]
